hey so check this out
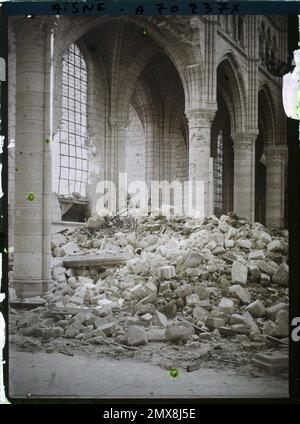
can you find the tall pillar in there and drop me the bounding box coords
[106,116,128,212]
[233,132,256,222]
[265,145,287,228]
[186,109,215,217]
[13,19,51,298]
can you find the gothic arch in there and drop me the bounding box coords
[54,16,202,104]
[217,52,247,135]
[258,84,277,146]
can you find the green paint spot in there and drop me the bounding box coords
[27,192,35,202]
[169,369,179,379]
[45,139,50,144]
[142,28,149,37]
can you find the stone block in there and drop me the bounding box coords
[165,325,194,342]
[205,240,217,250]
[194,285,210,300]
[248,250,265,260]
[198,332,213,341]
[231,324,250,335]
[230,314,249,326]
[237,239,252,250]
[130,283,147,299]
[95,321,117,336]
[147,329,167,342]
[224,239,235,248]
[53,266,66,281]
[262,320,276,335]
[159,265,176,280]
[78,276,94,286]
[248,261,261,283]
[228,285,251,304]
[140,313,153,322]
[212,246,226,255]
[154,310,168,328]
[267,240,282,252]
[145,280,158,295]
[87,215,106,229]
[226,227,237,239]
[266,302,287,320]
[218,298,234,314]
[242,311,259,334]
[206,317,226,329]
[193,305,210,322]
[272,263,289,287]
[218,326,235,337]
[185,252,202,267]
[51,233,67,250]
[126,325,148,346]
[65,326,78,338]
[61,241,80,256]
[186,293,200,306]
[259,232,272,244]
[231,261,248,285]
[175,284,194,298]
[246,300,266,318]
[252,351,288,372]
[270,309,289,338]
[164,302,177,319]
[159,281,170,294]
[257,260,277,276]
[261,273,271,286]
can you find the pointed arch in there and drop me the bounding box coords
[258,84,276,146]
[54,16,202,108]
[217,52,247,135]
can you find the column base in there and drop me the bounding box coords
[13,279,50,300]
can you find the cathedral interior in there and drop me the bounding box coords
[8,15,289,297]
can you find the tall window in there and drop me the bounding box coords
[213,131,223,214]
[54,43,88,198]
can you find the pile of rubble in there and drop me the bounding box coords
[9,212,289,373]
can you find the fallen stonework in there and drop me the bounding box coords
[9,212,289,374]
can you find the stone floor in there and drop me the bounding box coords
[9,349,289,399]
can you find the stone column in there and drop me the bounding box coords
[233,132,257,222]
[8,25,16,250]
[265,145,287,228]
[107,116,128,212]
[13,19,51,298]
[186,109,215,218]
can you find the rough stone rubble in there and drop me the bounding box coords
[9,212,289,373]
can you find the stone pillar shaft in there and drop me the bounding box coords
[107,116,128,211]
[233,133,256,222]
[266,146,287,228]
[186,109,215,217]
[13,20,51,298]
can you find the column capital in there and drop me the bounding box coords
[232,132,258,148]
[185,109,216,127]
[265,145,288,163]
